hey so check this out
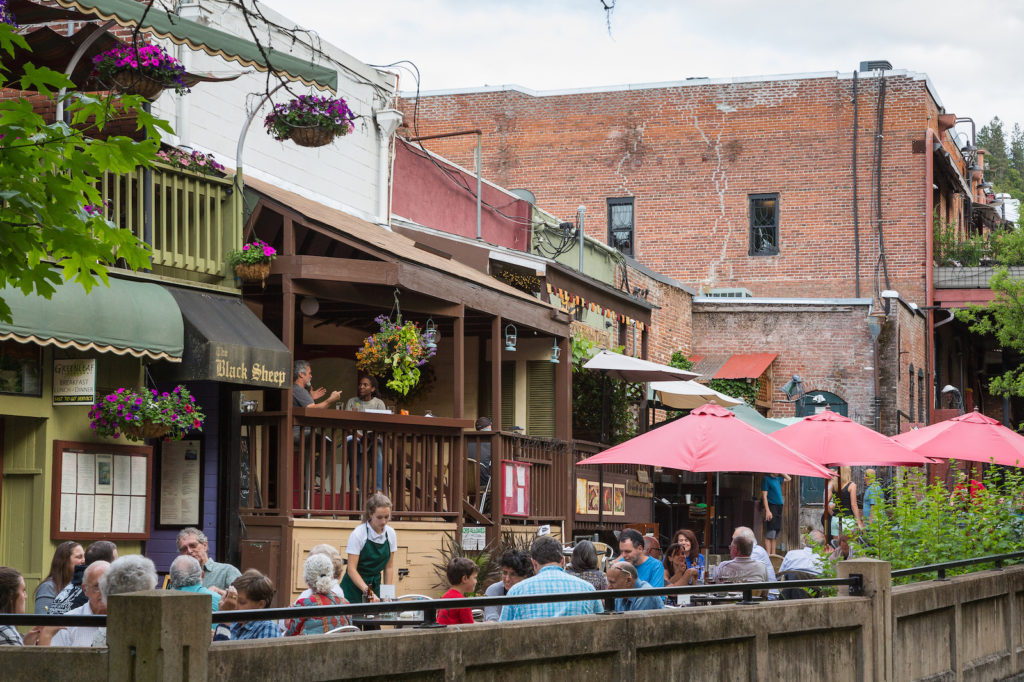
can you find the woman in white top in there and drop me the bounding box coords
[340,493,397,603]
[344,375,387,412]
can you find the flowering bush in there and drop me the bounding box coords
[89,386,205,441]
[156,147,225,176]
[226,238,277,267]
[0,0,17,27]
[263,95,355,141]
[91,43,188,95]
[356,315,437,395]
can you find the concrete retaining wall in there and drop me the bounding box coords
[5,560,1024,681]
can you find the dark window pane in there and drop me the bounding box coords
[607,198,634,256]
[749,194,779,255]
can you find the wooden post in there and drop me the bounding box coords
[555,335,571,440]
[453,308,465,419]
[107,591,210,681]
[491,317,502,432]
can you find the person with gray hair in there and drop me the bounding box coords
[293,359,341,409]
[176,526,240,596]
[284,553,349,636]
[90,555,159,647]
[733,525,778,595]
[169,555,221,612]
[48,561,110,647]
[714,535,768,584]
[298,545,346,601]
[606,561,664,612]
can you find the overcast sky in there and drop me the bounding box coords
[260,0,1023,140]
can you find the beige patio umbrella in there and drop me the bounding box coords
[651,380,742,410]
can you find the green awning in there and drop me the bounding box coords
[53,0,338,92]
[0,278,183,362]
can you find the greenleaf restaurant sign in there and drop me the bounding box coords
[53,358,96,405]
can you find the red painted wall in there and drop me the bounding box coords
[391,139,532,251]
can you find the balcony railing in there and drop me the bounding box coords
[98,162,239,284]
[241,409,471,520]
[934,265,1024,289]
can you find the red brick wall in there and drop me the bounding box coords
[614,267,692,363]
[399,74,938,304]
[692,301,877,422]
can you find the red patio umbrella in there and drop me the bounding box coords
[891,410,1024,467]
[577,403,832,478]
[772,410,933,467]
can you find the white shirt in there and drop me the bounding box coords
[779,547,824,576]
[51,602,100,647]
[298,584,346,601]
[345,522,397,556]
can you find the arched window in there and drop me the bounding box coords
[795,390,848,417]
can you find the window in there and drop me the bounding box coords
[749,193,779,256]
[917,369,925,422]
[607,198,634,257]
[909,364,915,422]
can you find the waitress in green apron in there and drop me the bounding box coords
[341,493,396,602]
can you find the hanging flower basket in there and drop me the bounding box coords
[288,125,338,148]
[91,43,189,101]
[89,386,205,442]
[356,314,437,396]
[226,239,277,285]
[108,71,167,100]
[264,95,355,148]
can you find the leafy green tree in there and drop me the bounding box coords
[0,21,169,323]
[956,267,1024,398]
[572,336,635,444]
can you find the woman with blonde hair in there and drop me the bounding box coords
[340,493,397,603]
[827,466,863,540]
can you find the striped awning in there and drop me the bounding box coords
[52,0,337,92]
[0,278,183,362]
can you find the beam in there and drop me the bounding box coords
[273,256,399,285]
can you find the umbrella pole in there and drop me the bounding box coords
[599,373,610,526]
[704,473,712,555]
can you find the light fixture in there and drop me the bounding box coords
[781,375,804,399]
[867,312,884,341]
[504,324,518,351]
[299,296,319,316]
[549,340,560,364]
[423,318,438,351]
[941,384,964,413]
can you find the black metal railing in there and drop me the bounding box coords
[890,550,1024,581]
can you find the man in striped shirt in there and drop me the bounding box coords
[499,536,603,622]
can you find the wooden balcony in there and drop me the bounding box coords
[97,162,240,285]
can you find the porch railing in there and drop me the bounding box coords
[98,162,239,284]
[241,409,472,520]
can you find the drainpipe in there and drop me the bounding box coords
[577,205,586,273]
[925,127,935,425]
[374,109,404,228]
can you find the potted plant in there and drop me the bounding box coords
[356,314,437,396]
[155,147,226,177]
[226,238,277,285]
[89,386,205,441]
[263,94,355,148]
[91,43,188,101]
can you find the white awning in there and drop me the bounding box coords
[650,380,742,409]
[583,350,699,383]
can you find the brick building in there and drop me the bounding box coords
[399,68,972,433]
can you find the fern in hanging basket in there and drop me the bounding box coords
[356,315,437,396]
[89,386,205,441]
[263,94,355,145]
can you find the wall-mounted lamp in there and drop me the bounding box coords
[423,319,438,351]
[299,296,319,316]
[549,340,561,364]
[504,324,518,351]
[941,384,964,414]
[867,311,886,341]
[781,375,804,400]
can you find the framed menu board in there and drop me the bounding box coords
[51,440,152,541]
[156,439,202,528]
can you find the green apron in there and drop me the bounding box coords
[341,524,391,603]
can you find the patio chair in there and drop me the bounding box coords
[326,625,360,634]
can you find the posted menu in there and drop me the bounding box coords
[52,441,151,540]
[158,440,201,526]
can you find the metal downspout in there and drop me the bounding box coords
[925,127,935,426]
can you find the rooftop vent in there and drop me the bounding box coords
[705,287,754,298]
[859,60,893,72]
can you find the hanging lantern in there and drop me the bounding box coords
[504,324,518,352]
[549,340,561,364]
[423,318,439,351]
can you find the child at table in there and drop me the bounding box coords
[437,557,478,625]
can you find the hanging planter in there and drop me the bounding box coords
[264,95,355,149]
[226,238,277,285]
[356,314,437,396]
[91,43,189,101]
[89,386,205,442]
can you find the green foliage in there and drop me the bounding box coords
[571,335,635,444]
[956,267,1024,397]
[707,378,759,406]
[853,467,1024,583]
[978,117,1024,206]
[430,528,534,595]
[0,22,168,324]
[355,315,437,396]
[668,351,694,371]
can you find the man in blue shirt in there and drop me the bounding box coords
[606,561,664,612]
[499,536,603,621]
[618,529,664,587]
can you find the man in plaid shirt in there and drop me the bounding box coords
[500,536,603,621]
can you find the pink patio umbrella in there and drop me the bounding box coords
[577,404,832,478]
[891,410,1024,467]
[772,410,933,467]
